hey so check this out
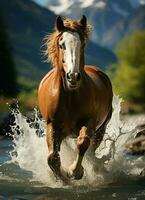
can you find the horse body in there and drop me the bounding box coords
[38,16,113,181]
[39,66,112,136]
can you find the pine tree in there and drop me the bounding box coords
[109,31,145,104]
[0,16,18,97]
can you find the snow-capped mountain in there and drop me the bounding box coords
[43,0,145,14]
[47,0,106,16]
[35,0,145,49]
[0,0,117,84]
[46,0,134,48]
[46,0,133,18]
[129,0,145,8]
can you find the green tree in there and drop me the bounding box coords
[110,31,145,104]
[0,16,18,97]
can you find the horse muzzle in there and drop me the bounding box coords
[66,72,81,89]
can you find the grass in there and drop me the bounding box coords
[0,97,15,113]
[18,89,38,112]
[0,89,37,114]
[0,75,39,114]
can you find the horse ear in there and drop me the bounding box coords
[56,16,64,32]
[80,15,87,28]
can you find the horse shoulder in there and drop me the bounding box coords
[84,65,112,89]
[38,68,62,122]
[38,68,55,92]
[83,65,113,119]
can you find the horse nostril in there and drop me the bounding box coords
[76,73,81,81]
[66,72,71,80]
[66,72,81,82]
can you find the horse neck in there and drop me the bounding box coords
[80,48,85,70]
[54,65,65,86]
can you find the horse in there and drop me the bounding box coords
[38,16,113,181]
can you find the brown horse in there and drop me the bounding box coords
[38,16,113,181]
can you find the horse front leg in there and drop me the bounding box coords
[46,123,66,181]
[67,126,90,180]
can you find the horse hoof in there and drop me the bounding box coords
[67,165,84,180]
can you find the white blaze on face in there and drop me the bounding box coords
[60,31,81,74]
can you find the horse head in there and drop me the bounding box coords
[56,16,87,90]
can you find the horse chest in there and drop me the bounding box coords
[63,93,90,117]
[58,95,92,130]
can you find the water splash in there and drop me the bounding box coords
[7,96,145,187]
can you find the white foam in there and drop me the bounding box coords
[8,96,145,187]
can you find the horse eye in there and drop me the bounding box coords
[59,44,63,49]
[59,43,66,50]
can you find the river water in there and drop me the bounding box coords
[0,96,145,200]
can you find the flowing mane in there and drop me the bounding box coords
[43,18,92,68]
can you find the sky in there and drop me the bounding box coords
[32,0,48,7]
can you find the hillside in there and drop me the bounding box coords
[0,0,55,82]
[0,0,116,86]
[126,5,145,35]
[43,0,145,49]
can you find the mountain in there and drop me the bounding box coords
[101,4,145,49]
[84,0,133,48]
[44,0,133,17]
[34,0,145,10]
[126,5,145,34]
[41,0,145,49]
[0,0,56,81]
[86,41,116,68]
[129,0,145,8]
[0,0,116,85]
[43,0,133,46]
